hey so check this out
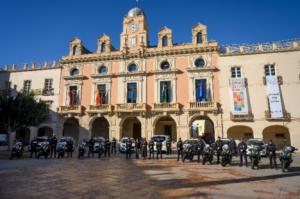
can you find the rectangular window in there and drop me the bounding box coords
[195,79,207,102]
[127,83,137,103]
[44,79,53,90]
[23,80,31,94]
[264,64,276,76]
[68,86,78,106]
[160,81,172,103]
[231,67,241,78]
[96,84,107,105]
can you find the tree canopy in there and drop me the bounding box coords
[0,93,49,132]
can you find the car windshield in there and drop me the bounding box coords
[152,136,166,142]
[184,140,198,145]
[37,137,48,142]
[248,140,264,146]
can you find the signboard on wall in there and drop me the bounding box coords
[231,78,249,115]
[266,76,283,118]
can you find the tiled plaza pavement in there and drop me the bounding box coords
[0,152,300,199]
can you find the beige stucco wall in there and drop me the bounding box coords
[219,50,300,148]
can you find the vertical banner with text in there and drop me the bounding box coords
[231,78,249,115]
[266,76,283,118]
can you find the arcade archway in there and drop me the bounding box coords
[189,116,214,144]
[121,117,141,140]
[63,117,79,144]
[154,116,177,142]
[263,125,290,149]
[91,117,109,139]
[227,125,253,142]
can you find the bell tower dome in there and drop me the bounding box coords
[120,7,149,52]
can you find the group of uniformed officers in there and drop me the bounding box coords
[28,134,280,169]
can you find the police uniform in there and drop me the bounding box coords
[30,138,38,158]
[156,140,163,159]
[177,139,183,161]
[50,136,57,158]
[104,139,111,158]
[197,139,204,162]
[237,141,248,166]
[267,142,277,169]
[88,138,95,158]
[166,139,172,155]
[135,139,141,159]
[142,140,148,160]
[215,139,223,164]
[67,139,73,158]
[148,140,155,159]
[126,139,132,159]
[111,138,117,154]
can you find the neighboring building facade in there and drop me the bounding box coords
[1,7,300,149]
[0,62,61,146]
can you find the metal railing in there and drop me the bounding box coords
[230,112,254,121]
[265,110,291,121]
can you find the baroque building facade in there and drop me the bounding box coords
[1,7,300,149]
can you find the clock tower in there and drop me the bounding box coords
[120,7,149,52]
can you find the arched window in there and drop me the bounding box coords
[73,45,78,56]
[160,61,170,70]
[196,32,203,44]
[70,68,79,76]
[162,36,168,47]
[101,43,106,53]
[128,63,137,72]
[194,58,205,68]
[98,66,107,74]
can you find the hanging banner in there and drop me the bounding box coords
[266,76,283,118]
[231,78,249,115]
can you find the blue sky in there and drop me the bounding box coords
[0,0,299,67]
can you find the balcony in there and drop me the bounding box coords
[58,105,82,115]
[265,110,291,121]
[116,103,147,113]
[230,112,254,122]
[87,104,113,114]
[153,103,180,113]
[188,101,219,112]
[42,88,54,96]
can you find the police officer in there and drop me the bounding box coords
[166,138,172,155]
[267,139,277,169]
[111,137,117,154]
[50,134,58,158]
[104,138,111,158]
[30,137,38,158]
[126,138,132,159]
[156,139,163,159]
[135,138,141,159]
[237,138,248,167]
[197,138,204,163]
[142,138,148,160]
[67,139,73,158]
[88,138,95,158]
[177,138,183,161]
[215,136,223,164]
[148,139,155,159]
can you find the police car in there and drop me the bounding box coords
[151,135,170,152]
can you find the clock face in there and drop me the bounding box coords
[130,24,137,33]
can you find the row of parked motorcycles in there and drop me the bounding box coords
[181,141,297,172]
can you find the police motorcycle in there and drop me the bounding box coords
[221,144,232,167]
[93,137,105,158]
[280,146,298,172]
[248,145,261,169]
[10,141,24,160]
[36,137,50,159]
[202,144,214,165]
[56,137,71,159]
[182,142,193,162]
[78,141,87,159]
